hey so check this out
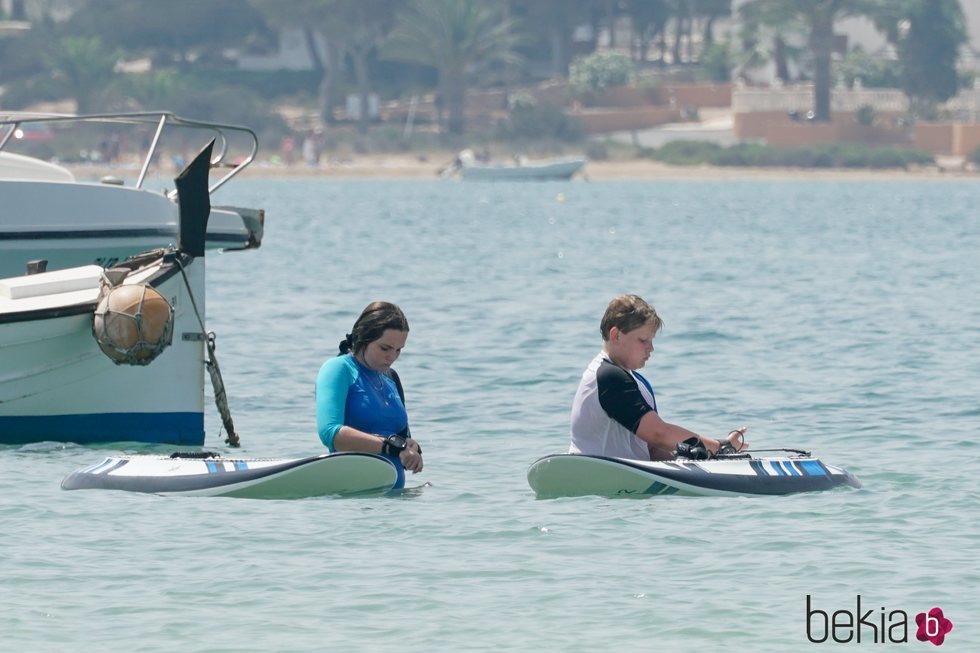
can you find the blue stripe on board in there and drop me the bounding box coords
[234,461,249,471]
[785,461,801,477]
[770,461,787,476]
[0,413,204,446]
[206,461,219,474]
[749,460,767,476]
[644,482,681,496]
[799,460,827,476]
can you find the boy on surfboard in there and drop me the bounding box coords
[569,294,747,461]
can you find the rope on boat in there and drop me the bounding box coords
[176,256,241,448]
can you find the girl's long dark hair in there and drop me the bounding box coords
[338,301,409,356]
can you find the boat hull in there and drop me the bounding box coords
[0,179,261,277]
[0,255,206,446]
[527,454,861,498]
[459,158,586,181]
[61,452,399,499]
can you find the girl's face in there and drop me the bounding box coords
[605,321,656,371]
[360,329,408,372]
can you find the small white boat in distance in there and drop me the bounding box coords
[447,149,587,181]
[0,112,264,277]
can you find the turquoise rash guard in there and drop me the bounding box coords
[315,353,410,486]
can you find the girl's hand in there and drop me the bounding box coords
[400,440,424,473]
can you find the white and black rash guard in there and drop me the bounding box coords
[569,351,659,460]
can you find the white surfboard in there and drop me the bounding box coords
[62,452,399,499]
[527,454,861,499]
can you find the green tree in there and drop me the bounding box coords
[43,36,119,112]
[696,0,733,47]
[623,0,672,64]
[739,0,872,121]
[833,45,900,89]
[383,0,524,136]
[251,0,399,140]
[250,0,343,127]
[66,0,269,69]
[737,4,806,83]
[868,0,967,114]
[670,0,692,64]
[516,0,594,78]
[700,41,733,82]
[333,0,400,141]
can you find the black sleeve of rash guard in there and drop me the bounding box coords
[596,359,653,433]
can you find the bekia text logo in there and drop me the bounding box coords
[805,595,953,646]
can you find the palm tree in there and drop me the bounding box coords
[739,0,872,121]
[251,0,348,129]
[383,0,524,136]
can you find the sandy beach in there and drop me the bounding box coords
[66,153,978,182]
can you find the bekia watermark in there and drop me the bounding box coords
[805,595,953,646]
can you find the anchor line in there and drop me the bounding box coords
[176,256,240,447]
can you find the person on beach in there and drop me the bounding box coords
[316,301,422,487]
[570,294,747,461]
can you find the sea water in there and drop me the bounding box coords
[1,179,978,651]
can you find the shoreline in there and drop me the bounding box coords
[65,155,979,182]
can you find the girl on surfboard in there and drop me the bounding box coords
[316,301,423,488]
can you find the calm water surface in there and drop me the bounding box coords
[2,179,978,651]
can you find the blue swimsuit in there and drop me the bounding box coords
[315,354,410,486]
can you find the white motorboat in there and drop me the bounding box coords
[0,112,264,278]
[0,141,238,447]
[445,149,587,181]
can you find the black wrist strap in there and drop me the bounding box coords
[382,436,407,457]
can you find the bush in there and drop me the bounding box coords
[968,145,980,166]
[855,105,876,126]
[834,47,901,89]
[647,140,723,165]
[646,140,935,169]
[569,51,634,97]
[698,42,732,83]
[584,140,609,161]
[712,143,771,166]
[495,94,584,142]
[865,148,911,168]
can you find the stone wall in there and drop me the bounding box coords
[657,83,733,108]
[914,124,955,154]
[570,106,681,133]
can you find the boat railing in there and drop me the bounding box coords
[0,111,257,196]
